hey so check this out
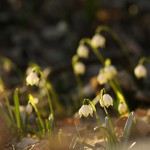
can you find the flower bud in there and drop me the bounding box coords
[91,34,106,48]
[100,94,113,108]
[77,45,89,58]
[79,105,93,117]
[118,103,127,114]
[74,62,86,75]
[134,64,147,78]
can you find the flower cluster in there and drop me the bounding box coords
[78,88,129,119]
[97,65,117,85]
[79,91,114,119]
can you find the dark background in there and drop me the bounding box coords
[0,0,150,110]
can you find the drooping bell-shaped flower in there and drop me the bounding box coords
[100,94,113,108]
[134,64,147,78]
[79,105,93,117]
[91,34,106,48]
[74,62,86,75]
[77,44,89,58]
[26,71,39,86]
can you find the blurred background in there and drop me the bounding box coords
[0,0,150,113]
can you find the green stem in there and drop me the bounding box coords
[94,109,102,127]
[35,118,45,138]
[45,84,54,120]
[4,91,15,124]
[103,106,114,133]
[76,73,84,104]
[36,67,55,121]
[109,80,129,112]
[112,77,123,94]
[96,25,132,66]
[72,55,84,105]
[80,38,105,65]
[29,95,45,131]
[48,83,62,111]
[139,57,150,64]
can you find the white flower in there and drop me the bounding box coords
[26,104,33,115]
[79,105,93,117]
[26,71,39,86]
[91,34,106,48]
[104,65,117,79]
[97,72,108,85]
[100,94,113,108]
[118,103,127,114]
[134,64,147,78]
[77,45,89,58]
[74,62,86,75]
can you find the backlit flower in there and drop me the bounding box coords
[97,72,107,85]
[91,34,106,48]
[79,105,93,117]
[134,64,147,78]
[118,103,127,114]
[74,62,86,75]
[26,71,39,86]
[104,65,117,79]
[100,94,113,108]
[77,44,89,58]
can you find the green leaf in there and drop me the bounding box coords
[4,92,15,124]
[122,111,134,148]
[0,106,12,127]
[105,117,120,150]
[0,78,15,124]
[105,117,111,131]
[14,88,22,130]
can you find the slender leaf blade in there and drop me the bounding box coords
[14,88,22,129]
[122,112,134,148]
